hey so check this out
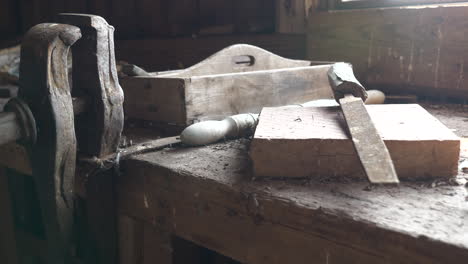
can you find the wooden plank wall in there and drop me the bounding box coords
[0,0,18,38]
[0,0,277,40]
[307,4,468,100]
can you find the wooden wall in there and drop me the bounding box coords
[0,0,316,79]
[307,3,468,100]
[0,0,277,40]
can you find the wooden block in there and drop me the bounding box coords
[250,104,460,179]
[121,44,333,125]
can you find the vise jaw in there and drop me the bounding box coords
[1,14,124,263]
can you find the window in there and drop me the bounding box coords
[326,0,468,9]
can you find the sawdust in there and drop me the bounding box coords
[422,103,468,137]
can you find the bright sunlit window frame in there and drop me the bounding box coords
[331,0,468,9]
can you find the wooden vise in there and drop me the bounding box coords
[0,14,123,264]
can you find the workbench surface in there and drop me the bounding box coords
[119,123,468,264]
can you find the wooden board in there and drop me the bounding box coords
[117,139,468,264]
[307,3,468,100]
[116,33,306,72]
[250,104,460,179]
[121,44,333,126]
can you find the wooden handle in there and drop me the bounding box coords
[328,62,368,102]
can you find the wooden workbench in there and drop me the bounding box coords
[1,102,467,264]
[118,123,468,263]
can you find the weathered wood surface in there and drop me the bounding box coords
[121,44,333,126]
[118,138,468,264]
[59,14,124,158]
[123,65,333,125]
[161,44,311,77]
[251,104,460,179]
[307,3,468,100]
[19,23,80,263]
[116,34,306,72]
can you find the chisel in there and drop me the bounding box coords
[328,62,399,184]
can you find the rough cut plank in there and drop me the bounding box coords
[307,3,468,99]
[185,66,333,122]
[251,104,460,179]
[118,139,468,264]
